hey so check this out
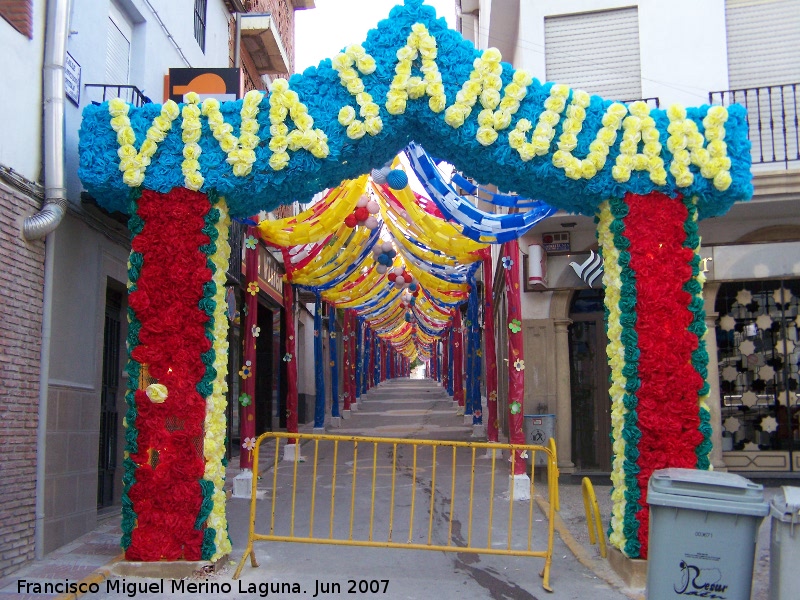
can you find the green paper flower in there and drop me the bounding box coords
[238,393,252,407]
[510,401,522,415]
[508,319,521,333]
[244,235,258,250]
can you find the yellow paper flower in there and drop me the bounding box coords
[247,281,259,296]
[145,383,168,403]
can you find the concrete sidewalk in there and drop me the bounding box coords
[0,379,782,599]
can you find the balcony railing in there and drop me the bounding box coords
[621,97,660,109]
[85,84,152,107]
[710,83,799,168]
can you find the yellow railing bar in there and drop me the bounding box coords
[447,445,456,547]
[407,445,417,543]
[290,441,300,536]
[369,442,378,542]
[329,439,338,539]
[506,450,513,550]
[388,443,397,542]
[582,477,607,558]
[269,437,280,535]
[427,446,437,546]
[487,447,496,549]
[527,459,535,552]
[467,446,476,547]
[549,437,560,512]
[348,441,358,541]
[309,439,319,537]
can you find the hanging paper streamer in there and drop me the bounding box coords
[405,142,559,243]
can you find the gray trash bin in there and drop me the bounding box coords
[646,468,769,600]
[769,486,800,600]
[523,414,555,466]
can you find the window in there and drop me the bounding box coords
[545,7,642,102]
[194,0,207,53]
[106,1,133,84]
[715,279,800,468]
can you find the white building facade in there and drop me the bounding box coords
[460,0,800,475]
[0,0,310,576]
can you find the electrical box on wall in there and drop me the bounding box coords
[542,231,570,253]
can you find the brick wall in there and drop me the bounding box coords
[0,0,33,38]
[0,181,45,577]
[232,0,295,92]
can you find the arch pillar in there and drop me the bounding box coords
[554,318,575,473]
[702,282,727,472]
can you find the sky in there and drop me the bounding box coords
[294,0,457,73]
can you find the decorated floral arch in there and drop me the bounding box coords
[79,0,751,563]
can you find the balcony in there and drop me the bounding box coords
[84,84,152,107]
[710,83,799,170]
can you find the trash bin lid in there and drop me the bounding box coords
[770,486,800,523]
[647,468,769,517]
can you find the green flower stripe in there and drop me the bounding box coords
[682,196,713,469]
[196,190,221,559]
[121,191,143,551]
[610,196,643,559]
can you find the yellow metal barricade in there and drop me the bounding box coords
[581,477,607,558]
[234,432,559,592]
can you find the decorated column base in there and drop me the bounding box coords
[283,443,305,462]
[342,409,352,419]
[471,424,486,438]
[508,474,531,501]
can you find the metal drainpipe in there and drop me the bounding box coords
[32,0,70,559]
[23,0,70,241]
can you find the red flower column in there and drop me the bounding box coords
[125,188,215,561]
[452,310,465,408]
[503,240,527,482]
[482,248,499,442]
[600,191,712,559]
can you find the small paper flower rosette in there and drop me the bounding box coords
[145,383,168,403]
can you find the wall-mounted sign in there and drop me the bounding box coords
[542,231,570,253]
[65,52,81,106]
[167,68,242,103]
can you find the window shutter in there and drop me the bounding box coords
[105,2,133,85]
[725,0,800,89]
[545,7,642,102]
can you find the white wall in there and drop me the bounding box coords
[0,0,45,181]
[514,0,729,106]
[63,0,232,203]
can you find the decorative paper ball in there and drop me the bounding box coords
[364,216,379,230]
[387,272,397,282]
[376,264,387,274]
[394,280,405,289]
[408,283,418,292]
[381,241,394,253]
[366,200,380,215]
[354,206,369,222]
[387,249,396,258]
[371,168,387,184]
[377,253,391,266]
[344,214,358,228]
[356,195,370,208]
[395,275,406,285]
[372,246,383,257]
[410,297,416,306]
[386,169,408,190]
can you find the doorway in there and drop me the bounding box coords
[98,287,122,508]
[569,289,611,471]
